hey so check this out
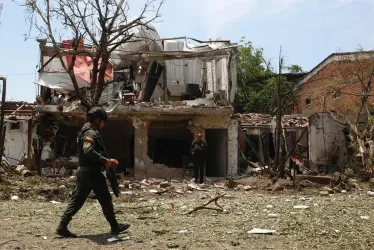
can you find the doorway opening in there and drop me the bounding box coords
[205,129,228,177]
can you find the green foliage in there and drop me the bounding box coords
[234,38,273,113]
[243,76,296,115]
[234,38,299,115]
[286,64,303,73]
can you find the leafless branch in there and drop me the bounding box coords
[24,0,164,107]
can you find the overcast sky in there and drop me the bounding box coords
[0,0,373,102]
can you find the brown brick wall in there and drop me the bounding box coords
[295,58,374,115]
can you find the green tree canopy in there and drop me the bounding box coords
[235,38,300,115]
[286,64,303,73]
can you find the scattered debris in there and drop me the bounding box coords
[134,237,144,243]
[295,175,332,185]
[167,243,180,248]
[187,184,208,192]
[321,186,335,194]
[107,236,130,243]
[15,165,32,177]
[175,189,185,195]
[320,191,330,196]
[50,200,61,204]
[272,183,284,192]
[248,228,277,235]
[231,241,240,246]
[160,182,170,188]
[293,205,310,209]
[137,216,157,220]
[160,203,172,210]
[121,191,134,196]
[129,183,141,189]
[367,191,374,196]
[152,229,170,235]
[360,216,370,220]
[268,213,280,218]
[10,196,19,201]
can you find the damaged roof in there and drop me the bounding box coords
[282,117,309,128]
[234,113,272,127]
[235,113,309,128]
[0,101,35,119]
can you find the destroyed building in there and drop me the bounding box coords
[0,102,35,165]
[292,51,374,172]
[33,25,239,179]
[235,113,309,173]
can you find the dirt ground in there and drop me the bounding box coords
[1,172,374,250]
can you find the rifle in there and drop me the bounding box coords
[106,165,120,197]
[98,136,120,198]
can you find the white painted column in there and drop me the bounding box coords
[227,119,238,176]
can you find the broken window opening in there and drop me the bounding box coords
[55,125,81,157]
[10,122,20,130]
[148,121,193,169]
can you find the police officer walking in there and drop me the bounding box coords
[56,107,130,238]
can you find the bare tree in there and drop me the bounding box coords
[24,0,164,108]
[320,51,374,178]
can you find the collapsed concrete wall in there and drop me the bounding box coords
[309,113,347,171]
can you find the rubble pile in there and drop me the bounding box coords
[234,113,272,126]
[282,117,309,128]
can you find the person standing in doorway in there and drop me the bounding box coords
[191,133,208,184]
[56,107,130,238]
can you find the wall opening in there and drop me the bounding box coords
[54,120,135,175]
[148,121,193,168]
[205,129,228,177]
[10,122,20,130]
[101,120,135,174]
[55,125,81,157]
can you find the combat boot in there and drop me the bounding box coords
[110,223,131,234]
[56,221,77,238]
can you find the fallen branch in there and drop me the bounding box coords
[0,240,20,247]
[137,216,157,220]
[183,192,226,215]
[130,205,153,210]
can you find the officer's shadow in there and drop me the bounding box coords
[66,233,129,245]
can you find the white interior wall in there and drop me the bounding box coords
[4,120,35,165]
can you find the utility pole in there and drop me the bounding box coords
[0,1,3,23]
[0,77,6,162]
[275,46,284,177]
